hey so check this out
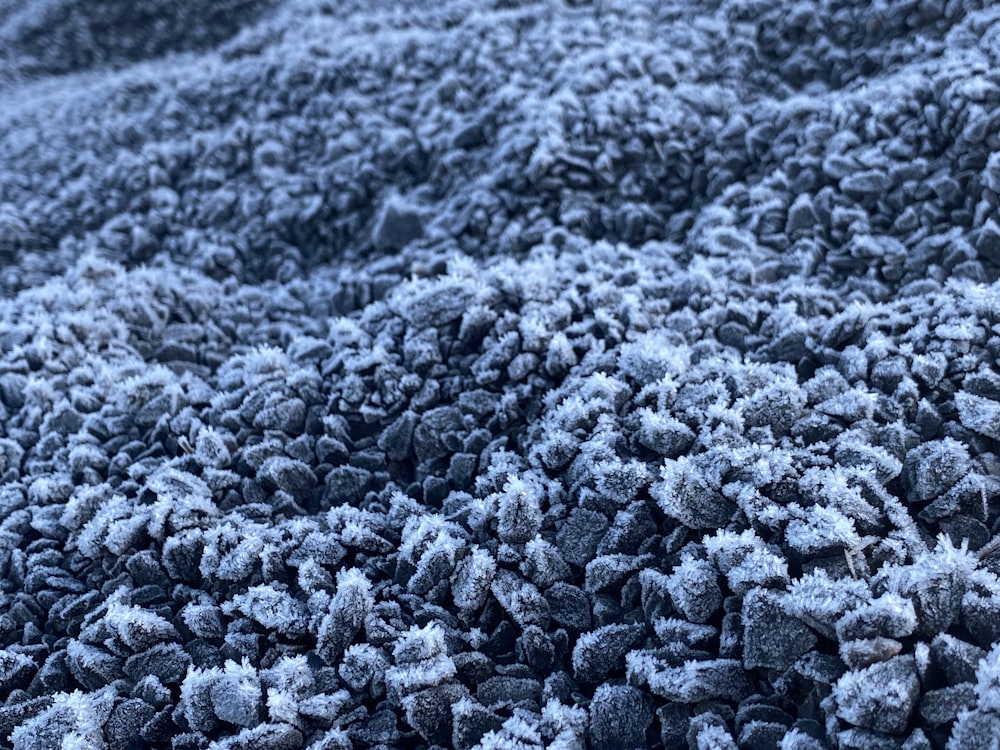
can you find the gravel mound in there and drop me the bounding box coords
[3,1,1000,748]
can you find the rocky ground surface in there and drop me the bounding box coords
[4,1,1000,748]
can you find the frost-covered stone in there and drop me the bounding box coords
[589,684,652,750]
[572,624,645,684]
[665,555,721,624]
[832,656,920,734]
[5,1,1000,749]
[556,508,609,568]
[742,589,816,671]
[902,439,972,504]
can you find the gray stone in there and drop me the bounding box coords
[743,589,816,670]
[589,684,653,750]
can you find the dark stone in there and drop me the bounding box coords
[0,650,36,692]
[834,656,919,734]
[591,593,624,628]
[834,728,908,750]
[413,406,465,463]
[315,436,349,466]
[237,723,305,750]
[453,652,494,687]
[422,475,450,506]
[545,583,591,632]
[589,684,653,750]
[839,638,904,670]
[410,378,441,411]
[447,452,478,488]
[324,465,372,505]
[786,194,818,234]
[556,508,609,567]
[106,698,157,750]
[482,620,518,661]
[463,428,492,455]
[717,321,749,348]
[720,612,742,659]
[946,710,1000,749]
[377,410,417,462]
[221,632,263,664]
[836,597,913,643]
[743,590,817,670]
[976,218,1000,265]
[598,504,657,556]
[477,676,542,708]
[735,703,794,731]
[584,554,649,594]
[124,642,190,685]
[253,397,306,434]
[182,604,225,641]
[348,709,400,746]
[919,683,976,726]
[458,390,500,418]
[403,328,442,373]
[66,642,123,690]
[637,415,695,458]
[666,558,722,624]
[738,721,790,750]
[930,635,985,686]
[571,623,645,684]
[686,712,734,750]
[131,584,168,606]
[649,659,752,703]
[170,733,208,750]
[902,439,970,504]
[940,515,991,552]
[0,696,52,742]
[658,703,690,748]
[43,406,84,436]
[349,448,386,472]
[185,639,223,670]
[373,196,424,251]
[793,652,846,686]
[961,593,1000,649]
[516,626,555,673]
[257,456,316,498]
[788,721,827,748]
[542,670,577,705]
[132,675,172,708]
[162,531,203,583]
[507,353,539,381]
[453,701,503,750]
[29,652,69,695]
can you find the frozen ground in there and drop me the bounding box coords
[3,0,1000,748]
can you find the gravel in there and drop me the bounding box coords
[4,0,1000,748]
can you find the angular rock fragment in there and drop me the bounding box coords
[832,656,920,734]
[545,583,592,633]
[403,683,468,745]
[572,623,645,684]
[742,589,817,671]
[589,684,653,750]
[956,391,1000,441]
[556,509,610,567]
[257,456,317,498]
[919,683,976,726]
[665,556,722,624]
[902,439,971,504]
